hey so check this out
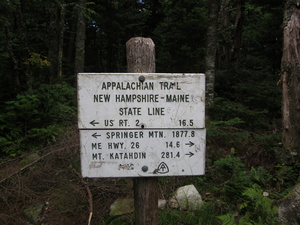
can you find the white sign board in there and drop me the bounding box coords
[78,73,205,129]
[80,129,205,177]
[77,73,206,178]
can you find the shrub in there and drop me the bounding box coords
[0,83,76,157]
[218,185,278,225]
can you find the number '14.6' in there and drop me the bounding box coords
[166,141,180,148]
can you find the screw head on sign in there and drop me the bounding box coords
[139,75,145,82]
[142,166,148,172]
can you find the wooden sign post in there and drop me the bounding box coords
[126,37,158,225]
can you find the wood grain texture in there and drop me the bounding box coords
[126,37,158,225]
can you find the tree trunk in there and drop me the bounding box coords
[67,20,76,73]
[48,1,64,83]
[57,1,65,78]
[74,0,86,78]
[3,19,21,94]
[16,0,32,89]
[281,0,300,157]
[205,0,220,104]
[230,0,244,62]
[218,0,245,67]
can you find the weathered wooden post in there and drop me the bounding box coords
[126,37,158,225]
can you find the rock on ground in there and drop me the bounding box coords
[109,198,134,216]
[168,184,202,211]
[278,183,300,225]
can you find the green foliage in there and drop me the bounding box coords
[209,97,277,130]
[24,52,51,68]
[217,214,236,225]
[158,202,219,225]
[214,0,282,130]
[213,155,252,204]
[207,117,251,152]
[105,215,134,225]
[249,166,272,187]
[196,153,279,206]
[27,124,64,143]
[218,185,278,225]
[273,161,300,196]
[0,83,76,157]
[194,154,281,225]
[209,117,245,127]
[240,185,278,224]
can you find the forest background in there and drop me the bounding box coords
[0,0,299,224]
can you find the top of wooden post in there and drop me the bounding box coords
[126,37,155,73]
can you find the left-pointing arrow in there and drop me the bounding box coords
[92,133,101,139]
[90,120,99,126]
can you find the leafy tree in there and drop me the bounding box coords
[213,0,283,130]
[84,0,151,72]
[153,0,208,73]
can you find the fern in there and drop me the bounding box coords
[240,185,278,225]
[210,117,245,127]
[218,214,236,225]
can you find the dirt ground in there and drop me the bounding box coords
[0,128,136,225]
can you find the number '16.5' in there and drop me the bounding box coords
[179,119,193,127]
